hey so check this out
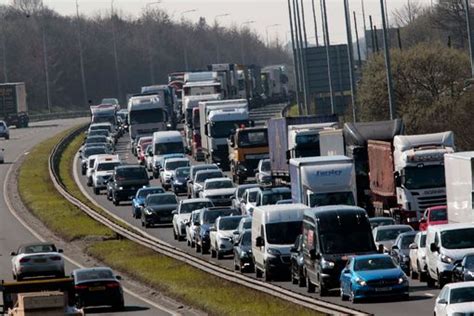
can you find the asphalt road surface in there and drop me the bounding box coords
[0,119,176,316]
[75,133,442,316]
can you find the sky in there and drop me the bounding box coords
[41,0,435,45]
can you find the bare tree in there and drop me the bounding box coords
[12,0,41,16]
[393,0,425,27]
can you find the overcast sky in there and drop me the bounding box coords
[42,0,434,44]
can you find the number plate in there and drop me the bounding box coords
[375,287,392,292]
[34,259,46,263]
[89,286,106,292]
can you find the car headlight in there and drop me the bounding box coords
[240,252,248,258]
[144,209,152,215]
[355,277,366,286]
[267,248,281,256]
[440,254,455,264]
[321,258,335,269]
[174,181,183,185]
[467,271,474,277]
[398,276,408,284]
[118,186,124,190]
[182,219,189,224]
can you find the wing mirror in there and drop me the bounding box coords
[10,251,16,256]
[309,249,320,260]
[58,249,63,253]
[437,299,447,305]
[256,236,264,247]
[290,246,297,253]
[430,243,439,253]
[409,243,418,250]
[172,210,178,215]
[116,275,122,280]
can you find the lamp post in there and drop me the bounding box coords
[214,13,230,62]
[111,0,122,101]
[39,1,51,113]
[240,20,255,64]
[75,0,88,107]
[181,9,197,71]
[145,1,162,84]
[265,24,280,47]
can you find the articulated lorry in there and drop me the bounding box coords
[140,85,178,129]
[261,65,289,103]
[290,156,357,207]
[368,131,455,227]
[343,119,404,214]
[228,126,269,184]
[199,99,250,171]
[444,152,474,223]
[267,115,338,181]
[0,83,28,128]
[127,95,168,141]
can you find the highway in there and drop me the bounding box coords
[74,132,441,316]
[0,119,179,316]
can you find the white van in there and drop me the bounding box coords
[91,155,121,194]
[252,203,309,281]
[151,131,185,178]
[426,223,474,288]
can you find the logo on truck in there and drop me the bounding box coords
[315,170,343,177]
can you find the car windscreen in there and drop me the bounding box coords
[309,192,355,207]
[147,195,177,205]
[116,168,147,180]
[376,228,412,242]
[89,130,109,137]
[203,210,236,224]
[465,256,474,269]
[75,269,114,282]
[262,191,291,205]
[266,221,301,245]
[243,220,252,229]
[354,257,397,271]
[130,109,165,124]
[196,171,223,183]
[400,235,416,249]
[181,202,213,214]
[219,217,242,230]
[441,228,474,249]
[241,231,251,246]
[403,165,445,190]
[450,287,474,304]
[166,160,189,170]
[429,208,447,221]
[237,130,268,148]
[84,148,107,158]
[175,167,190,178]
[138,188,164,198]
[261,160,271,172]
[192,165,218,178]
[97,162,120,171]
[205,180,233,190]
[210,121,249,138]
[86,136,107,144]
[420,234,427,247]
[154,142,184,155]
[20,244,57,254]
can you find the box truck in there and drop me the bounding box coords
[445,152,474,223]
[0,83,28,128]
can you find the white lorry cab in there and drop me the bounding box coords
[426,223,474,288]
[127,95,168,141]
[151,131,185,178]
[252,203,309,281]
[289,156,357,207]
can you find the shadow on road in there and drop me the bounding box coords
[85,305,150,314]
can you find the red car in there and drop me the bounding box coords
[138,141,152,165]
[419,206,448,231]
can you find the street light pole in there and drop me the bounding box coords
[40,0,51,113]
[311,0,320,46]
[287,0,301,112]
[464,0,474,78]
[380,0,395,119]
[266,24,280,47]
[343,0,357,122]
[76,0,88,107]
[214,13,230,62]
[145,1,162,84]
[321,0,335,114]
[240,20,255,65]
[1,12,7,82]
[181,9,197,71]
[111,0,122,101]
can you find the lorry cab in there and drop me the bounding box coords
[127,95,168,141]
[251,203,309,281]
[287,123,339,160]
[151,131,185,178]
[302,205,376,295]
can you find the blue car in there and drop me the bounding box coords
[131,186,165,218]
[340,254,409,303]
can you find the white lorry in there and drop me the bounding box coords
[199,99,250,171]
[151,131,185,178]
[445,152,474,223]
[127,95,168,141]
[287,123,339,160]
[289,156,357,207]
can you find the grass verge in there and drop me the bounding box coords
[17,126,320,315]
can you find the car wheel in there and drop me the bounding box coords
[340,287,349,301]
[113,300,125,311]
[319,283,329,297]
[427,274,436,287]
[93,187,100,195]
[16,274,23,282]
[187,239,190,247]
[255,268,263,278]
[307,277,315,293]
[113,196,119,206]
[438,272,446,289]
[173,230,177,240]
[191,241,195,248]
[234,257,239,270]
[411,268,418,280]
[291,269,298,284]
[141,219,145,227]
[264,269,272,282]
[217,251,223,260]
[196,243,201,253]
[298,272,306,287]
[12,272,16,280]
[211,248,216,258]
[350,286,358,303]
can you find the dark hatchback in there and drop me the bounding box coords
[172,166,190,195]
[141,193,178,227]
[108,165,151,205]
[72,267,124,310]
[233,229,254,272]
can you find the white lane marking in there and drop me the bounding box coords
[3,137,179,316]
[424,293,435,297]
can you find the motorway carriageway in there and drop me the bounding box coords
[0,119,183,316]
[75,134,443,316]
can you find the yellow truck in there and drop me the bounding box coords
[228,127,269,184]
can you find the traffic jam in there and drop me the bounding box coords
[77,67,474,314]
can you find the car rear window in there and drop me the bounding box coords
[20,244,57,254]
[76,269,114,282]
[116,167,147,180]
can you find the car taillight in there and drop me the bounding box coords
[19,258,30,263]
[106,282,120,288]
[75,285,88,290]
[50,256,62,261]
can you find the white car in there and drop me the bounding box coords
[210,215,244,260]
[0,120,9,139]
[255,159,271,185]
[199,178,235,206]
[91,155,121,194]
[409,231,427,281]
[86,154,101,186]
[372,224,414,253]
[186,210,201,248]
[11,242,65,281]
[241,187,260,215]
[232,183,259,212]
[160,157,190,190]
[434,282,474,316]
[172,198,213,241]
[192,170,224,198]
[145,145,154,171]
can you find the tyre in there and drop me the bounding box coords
[341,287,349,301]
[5,135,9,140]
[411,269,418,280]
[319,283,329,297]
[93,187,100,195]
[234,257,239,271]
[191,241,195,248]
[298,273,306,287]
[256,268,263,278]
[427,274,436,287]
[438,272,447,289]
[211,248,216,258]
[16,274,23,282]
[113,198,119,206]
[264,269,272,282]
[307,278,315,293]
[217,251,223,260]
[141,219,145,227]
[291,270,298,285]
[173,230,177,240]
[187,239,190,247]
[196,243,201,253]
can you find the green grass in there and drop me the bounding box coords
[88,240,316,316]
[18,127,321,316]
[18,128,114,241]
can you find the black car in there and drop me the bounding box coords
[452,253,474,282]
[141,193,178,227]
[233,229,254,272]
[79,145,109,175]
[391,231,417,274]
[72,267,124,310]
[290,234,306,287]
[108,165,151,205]
[171,166,190,195]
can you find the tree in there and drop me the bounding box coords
[12,0,41,16]
[357,43,470,134]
